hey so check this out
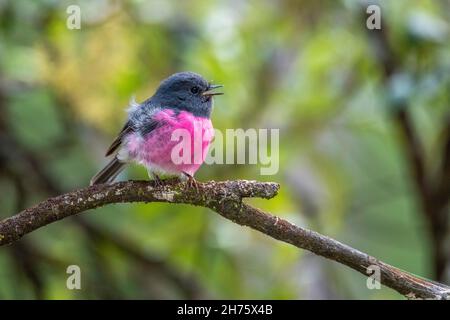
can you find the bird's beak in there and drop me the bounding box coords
[202,84,224,96]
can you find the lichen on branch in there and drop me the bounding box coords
[0,179,448,299]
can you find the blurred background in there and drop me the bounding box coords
[0,0,449,299]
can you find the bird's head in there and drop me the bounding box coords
[153,71,223,118]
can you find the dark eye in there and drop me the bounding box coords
[190,86,200,94]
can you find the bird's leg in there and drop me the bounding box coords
[182,172,199,193]
[151,172,164,188]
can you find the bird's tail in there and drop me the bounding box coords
[90,157,126,185]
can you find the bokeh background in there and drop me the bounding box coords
[0,0,449,299]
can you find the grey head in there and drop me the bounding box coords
[148,71,223,118]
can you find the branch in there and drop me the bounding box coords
[0,179,449,299]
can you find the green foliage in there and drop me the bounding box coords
[0,0,448,299]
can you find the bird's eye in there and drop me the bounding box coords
[190,86,200,94]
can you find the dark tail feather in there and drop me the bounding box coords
[90,157,126,185]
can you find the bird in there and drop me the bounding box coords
[90,71,223,187]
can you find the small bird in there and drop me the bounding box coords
[90,72,223,186]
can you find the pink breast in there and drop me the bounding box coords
[129,109,214,176]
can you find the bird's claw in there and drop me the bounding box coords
[152,173,164,188]
[183,172,199,193]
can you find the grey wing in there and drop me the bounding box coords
[105,101,163,157]
[105,120,134,156]
[129,102,165,138]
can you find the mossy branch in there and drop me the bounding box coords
[0,179,448,299]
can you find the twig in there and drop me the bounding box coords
[0,179,449,299]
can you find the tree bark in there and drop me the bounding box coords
[0,179,449,299]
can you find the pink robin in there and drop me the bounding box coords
[90,72,223,187]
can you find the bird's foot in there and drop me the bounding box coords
[182,172,199,193]
[152,173,164,188]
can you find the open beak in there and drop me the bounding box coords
[202,84,224,96]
